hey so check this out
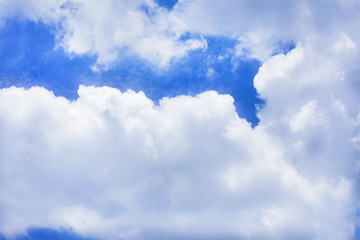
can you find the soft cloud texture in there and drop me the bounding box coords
[1,0,360,239]
[255,43,360,179]
[0,53,359,239]
[177,0,360,61]
[56,0,206,69]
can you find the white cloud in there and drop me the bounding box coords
[0,83,358,240]
[288,100,328,133]
[254,42,360,184]
[56,0,207,69]
[1,0,360,239]
[334,33,357,52]
[0,0,64,25]
[56,0,208,69]
[235,31,276,62]
[176,0,360,61]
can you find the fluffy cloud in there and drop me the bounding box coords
[255,42,360,179]
[0,76,358,239]
[177,0,360,61]
[56,0,206,69]
[0,0,206,69]
[1,0,360,239]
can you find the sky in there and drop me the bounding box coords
[0,0,360,240]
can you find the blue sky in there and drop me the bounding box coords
[0,1,360,240]
[0,19,264,126]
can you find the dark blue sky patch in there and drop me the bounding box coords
[156,0,179,10]
[0,20,263,126]
[356,229,360,240]
[7,228,96,240]
[0,19,94,97]
[354,209,360,240]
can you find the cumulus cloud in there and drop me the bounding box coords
[1,0,360,239]
[0,80,359,240]
[56,0,206,69]
[254,42,360,179]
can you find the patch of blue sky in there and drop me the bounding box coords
[0,228,315,240]
[155,0,179,10]
[138,1,179,18]
[0,228,97,240]
[0,229,243,240]
[0,19,95,98]
[354,209,360,240]
[356,229,360,240]
[0,19,265,126]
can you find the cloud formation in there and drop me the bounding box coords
[1,0,360,239]
[1,42,359,239]
[2,0,360,68]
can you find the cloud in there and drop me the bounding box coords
[0,0,63,24]
[1,0,360,68]
[0,81,358,239]
[176,0,360,61]
[0,0,360,239]
[57,0,207,70]
[254,42,360,179]
[0,0,207,69]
